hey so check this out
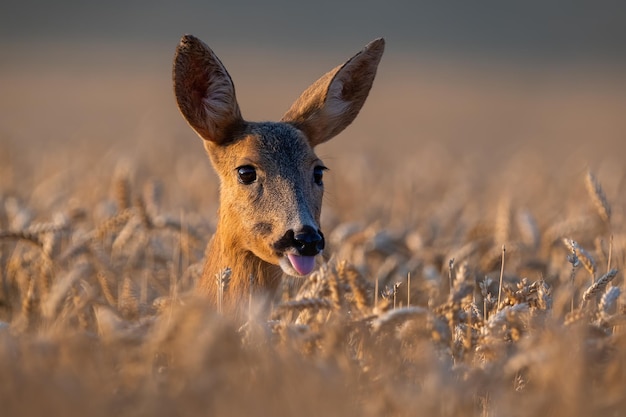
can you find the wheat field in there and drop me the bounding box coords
[1,42,626,416]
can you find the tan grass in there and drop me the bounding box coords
[585,171,612,225]
[2,51,626,417]
[563,238,597,279]
[582,268,618,302]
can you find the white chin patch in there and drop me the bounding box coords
[279,254,318,277]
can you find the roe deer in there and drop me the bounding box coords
[173,35,384,315]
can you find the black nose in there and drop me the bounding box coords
[293,226,325,256]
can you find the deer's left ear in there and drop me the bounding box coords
[281,38,384,147]
[173,35,243,146]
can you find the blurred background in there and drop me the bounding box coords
[1,1,626,225]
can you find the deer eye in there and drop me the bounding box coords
[313,166,326,186]
[237,165,257,185]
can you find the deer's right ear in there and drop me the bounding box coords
[173,35,243,145]
[281,38,384,147]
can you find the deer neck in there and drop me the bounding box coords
[199,222,283,308]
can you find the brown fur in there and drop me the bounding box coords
[173,35,384,317]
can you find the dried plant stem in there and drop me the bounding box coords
[407,272,411,307]
[480,277,490,322]
[483,297,487,323]
[375,277,379,310]
[393,282,401,309]
[179,210,189,275]
[607,234,613,272]
[448,258,455,295]
[497,245,505,311]
[567,242,580,314]
[248,274,253,323]
[22,275,37,325]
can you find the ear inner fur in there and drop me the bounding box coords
[173,35,243,145]
[281,38,385,147]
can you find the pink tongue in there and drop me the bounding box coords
[287,254,316,275]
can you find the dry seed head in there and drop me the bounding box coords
[36,255,53,297]
[5,197,33,230]
[216,267,232,314]
[456,261,470,284]
[582,269,618,301]
[42,261,91,319]
[21,275,37,325]
[450,280,474,305]
[533,280,553,310]
[95,271,117,307]
[143,179,163,218]
[25,217,69,235]
[564,308,588,326]
[119,275,139,318]
[71,285,91,330]
[112,161,133,211]
[272,298,333,315]
[480,242,521,272]
[479,277,493,298]
[494,195,512,246]
[563,239,596,277]
[134,196,153,229]
[599,286,620,317]
[585,171,611,224]
[445,242,479,269]
[338,260,370,313]
[372,306,429,333]
[216,267,232,290]
[92,209,134,241]
[326,264,344,311]
[486,303,529,333]
[543,216,598,247]
[0,229,43,247]
[516,209,540,250]
[111,216,142,255]
[565,240,580,268]
[376,255,401,287]
[41,231,61,259]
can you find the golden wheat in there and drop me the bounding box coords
[1,109,626,417]
[585,171,612,225]
[582,268,618,302]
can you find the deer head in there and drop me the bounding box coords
[173,35,384,298]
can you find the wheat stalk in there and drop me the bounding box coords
[113,162,132,211]
[338,260,370,313]
[516,209,540,249]
[585,171,611,224]
[21,275,37,328]
[599,286,621,319]
[272,298,333,315]
[216,267,232,314]
[497,245,505,311]
[119,275,139,318]
[543,216,597,247]
[494,195,511,246]
[563,239,597,279]
[582,269,618,302]
[372,306,429,333]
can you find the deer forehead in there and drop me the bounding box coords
[207,122,321,176]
